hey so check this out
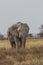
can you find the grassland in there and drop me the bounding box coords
[0,38,43,65]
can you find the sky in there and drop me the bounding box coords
[0,0,43,34]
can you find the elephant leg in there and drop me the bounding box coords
[14,36,19,50]
[19,38,22,48]
[22,38,26,48]
[9,39,15,48]
[11,41,16,48]
[8,35,16,48]
[13,42,16,48]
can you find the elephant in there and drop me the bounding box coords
[7,22,29,49]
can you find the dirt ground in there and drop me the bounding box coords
[0,38,43,65]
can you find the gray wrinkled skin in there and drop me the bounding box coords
[7,22,29,49]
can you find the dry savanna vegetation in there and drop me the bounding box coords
[0,38,43,65]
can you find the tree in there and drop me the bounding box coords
[0,34,4,40]
[39,25,43,37]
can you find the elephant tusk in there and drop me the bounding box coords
[17,25,21,31]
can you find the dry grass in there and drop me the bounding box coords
[26,38,43,48]
[0,38,43,49]
[0,38,43,65]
